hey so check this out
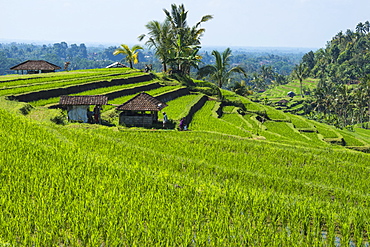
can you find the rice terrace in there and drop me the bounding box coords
[1,3,370,247]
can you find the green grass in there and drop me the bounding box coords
[1,106,370,245]
[260,78,318,98]
[29,80,160,107]
[0,71,145,96]
[164,93,204,120]
[191,100,253,138]
[1,71,370,246]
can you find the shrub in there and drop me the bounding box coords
[19,103,33,115]
[50,111,67,125]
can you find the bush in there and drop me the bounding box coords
[50,111,67,125]
[19,104,33,115]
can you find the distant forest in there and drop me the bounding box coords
[0,42,304,79]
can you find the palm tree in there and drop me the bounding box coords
[139,4,212,74]
[364,21,370,34]
[113,44,143,69]
[138,20,172,72]
[356,22,365,36]
[292,63,309,97]
[260,65,275,85]
[197,48,246,97]
[163,4,212,73]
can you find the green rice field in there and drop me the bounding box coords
[0,69,369,246]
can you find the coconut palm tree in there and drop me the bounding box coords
[164,4,212,74]
[139,3,212,74]
[356,22,366,36]
[197,48,247,98]
[138,20,172,72]
[364,21,370,33]
[113,44,143,69]
[292,63,309,97]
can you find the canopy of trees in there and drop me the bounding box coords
[298,21,370,128]
[0,42,124,74]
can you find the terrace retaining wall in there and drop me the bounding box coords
[103,83,161,100]
[184,95,208,126]
[9,74,154,102]
[155,87,190,102]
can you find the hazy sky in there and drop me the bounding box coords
[1,0,369,48]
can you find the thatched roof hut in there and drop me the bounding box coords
[10,60,61,74]
[116,92,167,126]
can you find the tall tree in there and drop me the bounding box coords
[292,63,309,97]
[139,4,212,74]
[138,20,172,72]
[113,44,143,69]
[197,48,246,97]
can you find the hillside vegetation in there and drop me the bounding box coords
[0,68,369,246]
[285,22,370,128]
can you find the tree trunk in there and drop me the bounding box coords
[300,79,304,98]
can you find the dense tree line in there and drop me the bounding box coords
[199,50,300,94]
[298,21,370,128]
[0,42,116,74]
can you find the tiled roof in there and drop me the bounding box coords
[116,92,167,111]
[59,95,108,105]
[10,60,61,71]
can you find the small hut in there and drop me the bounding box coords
[10,60,61,74]
[59,95,108,123]
[106,62,127,68]
[116,92,167,127]
[276,99,289,106]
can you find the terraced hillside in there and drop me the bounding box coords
[0,69,370,246]
[260,78,318,98]
[256,78,318,115]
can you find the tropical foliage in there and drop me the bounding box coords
[295,21,370,127]
[113,44,143,69]
[197,48,247,97]
[292,63,309,97]
[139,4,212,74]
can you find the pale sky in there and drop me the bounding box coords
[1,0,369,49]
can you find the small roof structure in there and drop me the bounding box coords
[116,92,167,111]
[10,60,61,73]
[106,62,127,68]
[287,91,296,97]
[277,99,289,104]
[59,95,108,106]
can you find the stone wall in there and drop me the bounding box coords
[119,114,153,127]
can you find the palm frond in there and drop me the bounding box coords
[197,65,217,79]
